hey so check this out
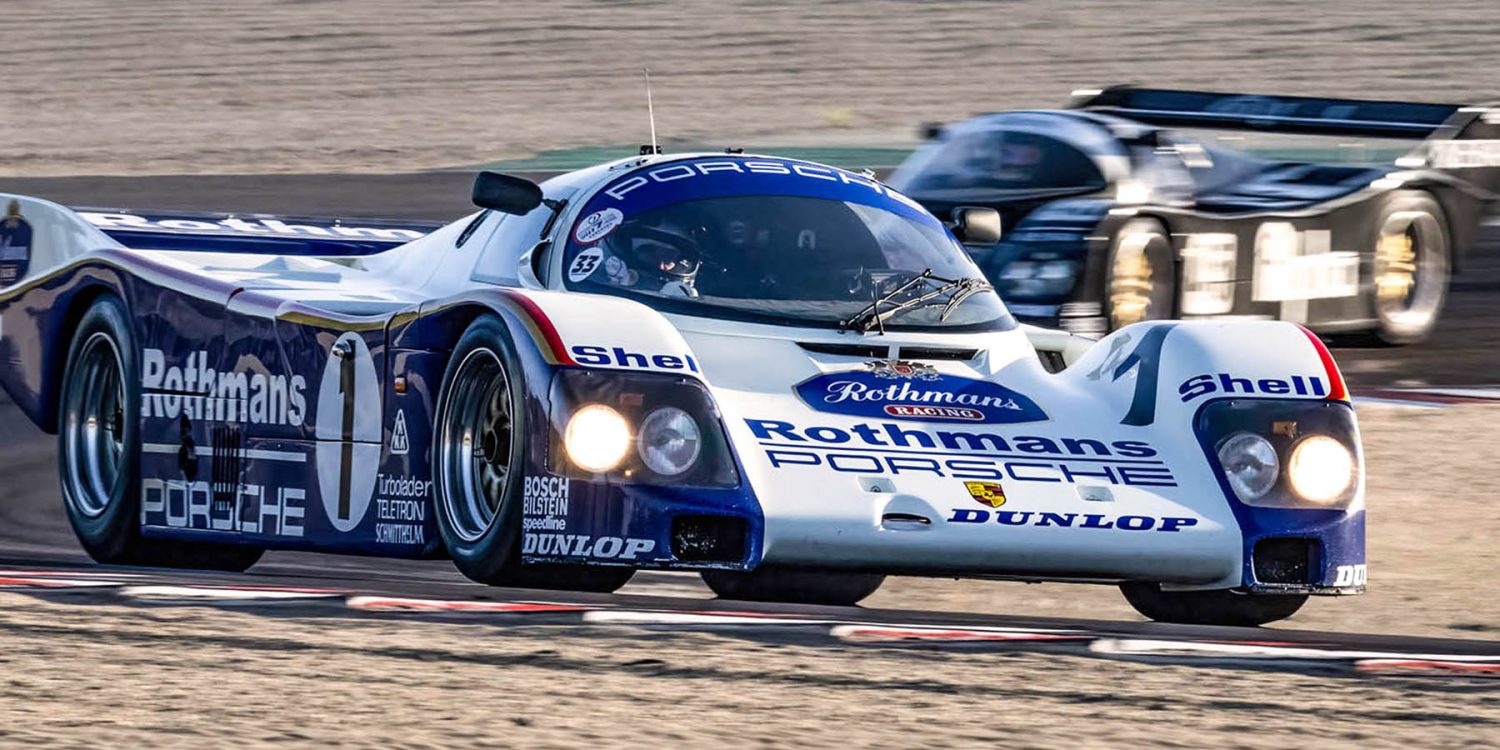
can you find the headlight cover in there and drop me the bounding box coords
[1196,399,1361,509]
[1217,432,1280,502]
[549,369,738,488]
[639,406,702,477]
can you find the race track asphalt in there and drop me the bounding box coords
[0,173,1497,663]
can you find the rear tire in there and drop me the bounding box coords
[59,295,261,572]
[701,566,885,606]
[432,314,633,593]
[1104,219,1176,331]
[1119,582,1307,626]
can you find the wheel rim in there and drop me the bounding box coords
[62,332,126,518]
[1374,211,1447,332]
[1108,231,1160,328]
[436,348,514,543]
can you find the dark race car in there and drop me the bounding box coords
[889,87,1500,343]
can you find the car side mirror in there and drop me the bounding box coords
[952,206,1002,245]
[472,171,544,215]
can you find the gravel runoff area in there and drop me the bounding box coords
[5,0,1500,176]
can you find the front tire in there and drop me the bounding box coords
[1119,582,1308,626]
[59,295,261,571]
[432,314,633,593]
[701,566,885,606]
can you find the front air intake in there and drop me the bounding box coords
[1253,537,1318,585]
[671,516,748,564]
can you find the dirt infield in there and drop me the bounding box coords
[6,0,1500,176]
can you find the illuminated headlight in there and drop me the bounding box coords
[1286,435,1356,504]
[564,404,631,473]
[638,406,702,477]
[1217,432,1279,502]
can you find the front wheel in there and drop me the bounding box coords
[701,566,885,606]
[59,294,261,571]
[432,314,633,593]
[1119,582,1307,626]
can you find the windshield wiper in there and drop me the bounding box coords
[840,270,993,333]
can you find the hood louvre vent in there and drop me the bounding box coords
[797,342,890,358]
[896,346,979,361]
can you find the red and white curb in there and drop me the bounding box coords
[831,624,1087,644]
[346,596,586,613]
[0,569,143,589]
[1090,638,1500,677]
[121,585,346,603]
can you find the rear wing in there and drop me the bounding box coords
[1068,86,1489,140]
[77,208,443,256]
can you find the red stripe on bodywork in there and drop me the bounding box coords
[1298,326,1348,401]
[500,290,576,366]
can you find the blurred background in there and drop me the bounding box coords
[5,0,1499,176]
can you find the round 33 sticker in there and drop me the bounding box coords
[568,246,606,282]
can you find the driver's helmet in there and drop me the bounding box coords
[605,219,703,297]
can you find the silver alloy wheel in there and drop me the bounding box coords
[436,348,514,543]
[62,332,126,518]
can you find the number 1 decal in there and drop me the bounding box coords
[315,332,381,533]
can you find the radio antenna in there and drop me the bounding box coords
[643,67,659,154]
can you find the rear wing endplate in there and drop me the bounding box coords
[1069,86,1475,140]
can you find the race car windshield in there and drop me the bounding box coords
[562,186,1012,331]
[895,130,1108,200]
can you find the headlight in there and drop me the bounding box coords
[1217,432,1279,502]
[1286,435,1356,504]
[638,407,702,477]
[564,404,631,473]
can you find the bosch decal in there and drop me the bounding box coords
[794,364,1046,424]
[523,476,570,532]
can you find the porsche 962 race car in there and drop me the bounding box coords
[890,87,1500,342]
[0,152,1365,625]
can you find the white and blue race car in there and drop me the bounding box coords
[0,152,1365,625]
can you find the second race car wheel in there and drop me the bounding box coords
[1119,582,1308,627]
[1104,219,1175,330]
[433,314,634,593]
[59,295,262,571]
[1369,193,1450,345]
[701,566,885,606]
